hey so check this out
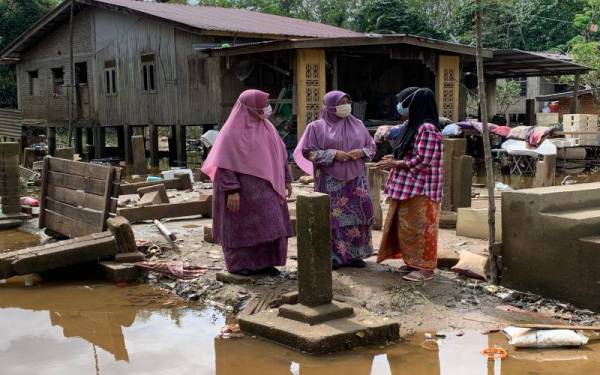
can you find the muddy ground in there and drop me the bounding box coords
[106,180,600,338]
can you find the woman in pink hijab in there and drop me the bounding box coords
[293,91,376,269]
[202,89,294,276]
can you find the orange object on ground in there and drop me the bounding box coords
[482,348,508,360]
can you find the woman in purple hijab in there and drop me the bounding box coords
[294,91,376,269]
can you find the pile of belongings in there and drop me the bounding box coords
[442,120,556,147]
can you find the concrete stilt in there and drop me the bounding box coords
[366,163,383,230]
[238,192,399,354]
[149,124,159,169]
[131,135,148,175]
[74,128,83,156]
[46,127,56,157]
[176,125,187,167]
[123,125,133,163]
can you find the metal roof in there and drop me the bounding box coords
[463,49,591,78]
[536,88,596,101]
[205,34,491,57]
[0,0,360,60]
[0,109,22,139]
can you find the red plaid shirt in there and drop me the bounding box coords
[384,123,444,202]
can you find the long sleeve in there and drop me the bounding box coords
[362,136,376,161]
[216,168,240,195]
[404,125,442,175]
[301,124,336,167]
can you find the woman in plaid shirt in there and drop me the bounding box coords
[375,88,443,282]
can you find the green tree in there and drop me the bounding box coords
[0,0,58,108]
[496,80,521,124]
[352,0,444,38]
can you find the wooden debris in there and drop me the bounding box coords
[0,232,118,279]
[154,219,176,241]
[117,195,212,223]
[118,173,192,195]
[138,191,164,207]
[138,184,169,203]
[106,216,137,254]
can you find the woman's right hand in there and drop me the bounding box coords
[335,150,351,162]
[227,193,240,212]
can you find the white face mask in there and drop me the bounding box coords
[335,103,352,118]
[258,105,272,119]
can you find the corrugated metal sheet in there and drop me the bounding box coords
[0,109,22,140]
[93,0,360,38]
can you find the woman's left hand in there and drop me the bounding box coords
[375,157,405,170]
[286,183,293,198]
[348,149,365,160]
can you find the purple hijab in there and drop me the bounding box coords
[293,91,374,181]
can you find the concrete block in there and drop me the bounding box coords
[99,261,140,283]
[115,251,145,263]
[278,301,354,325]
[137,184,169,203]
[204,224,215,243]
[452,155,473,210]
[137,191,164,207]
[456,208,501,241]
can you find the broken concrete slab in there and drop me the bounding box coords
[106,216,137,254]
[0,232,118,279]
[99,261,140,283]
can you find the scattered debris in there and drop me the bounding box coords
[154,219,177,241]
[503,326,589,348]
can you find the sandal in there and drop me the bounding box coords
[397,265,417,275]
[402,270,434,282]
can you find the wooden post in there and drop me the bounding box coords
[365,163,383,230]
[46,127,56,156]
[106,216,137,254]
[571,72,581,114]
[131,135,147,175]
[93,126,103,159]
[526,99,536,126]
[149,124,159,169]
[176,125,187,167]
[67,0,75,147]
[123,125,132,163]
[476,1,499,284]
[74,127,83,156]
[168,125,177,167]
[332,54,338,90]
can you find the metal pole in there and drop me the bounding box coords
[67,0,75,147]
[475,0,499,284]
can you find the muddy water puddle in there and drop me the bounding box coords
[1,283,600,374]
[0,229,40,253]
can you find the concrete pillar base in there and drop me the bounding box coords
[278,301,353,325]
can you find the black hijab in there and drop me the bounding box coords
[393,87,440,160]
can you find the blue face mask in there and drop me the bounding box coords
[397,102,408,117]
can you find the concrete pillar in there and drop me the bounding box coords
[74,127,83,156]
[452,155,474,210]
[168,126,177,167]
[149,124,159,169]
[176,125,187,167]
[365,163,383,230]
[442,138,467,212]
[296,192,332,307]
[0,142,21,215]
[46,127,56,157]
[131,135,147,175]
[93,126,104,159]
[533,155,556,188]
[526,99,536,126]
[117,126,125,151]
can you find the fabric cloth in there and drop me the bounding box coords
[306,148,376,265]
[293,90,375,180]
[212,168,293,272]
[223,237,287,273]
[455,120,510,138]
[136,261,207,280]
[201,89,288,198]
[384,123,444,203]
[528,126,554,147]
[442,123,462,137]
[377,196,440,270]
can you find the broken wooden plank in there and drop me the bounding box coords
[47,185,106,212]
[47,171,107,196]
[45,198,104,228]
[116,195,212,223]
[118,174,191,195]
[44,210,100,238]
[0,232,117,279]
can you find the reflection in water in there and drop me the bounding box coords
[0,229,40,253]
[1,282,600,375]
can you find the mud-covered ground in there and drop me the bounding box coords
[114,181,600,337]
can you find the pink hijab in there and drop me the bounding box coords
[201,89,288,198]
[293,90,374,180]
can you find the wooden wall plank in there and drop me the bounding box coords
[46,198,104,228]
[48,157,112,180]
[38,157,50,229]
[44,210,99,238]
[47,171,107,196]
[46,185,106,211]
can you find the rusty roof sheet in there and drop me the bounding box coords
[93,0,361,38]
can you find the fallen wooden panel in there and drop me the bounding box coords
[39,157,121,238]
[117,196,212,223]
[0,232,117,279]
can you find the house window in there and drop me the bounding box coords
[104,60,117,95]
[51,67,64,95]
[187,56,207,89]
[28,70,40,96]
[141,53,156,92]
[509,77,527,97]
